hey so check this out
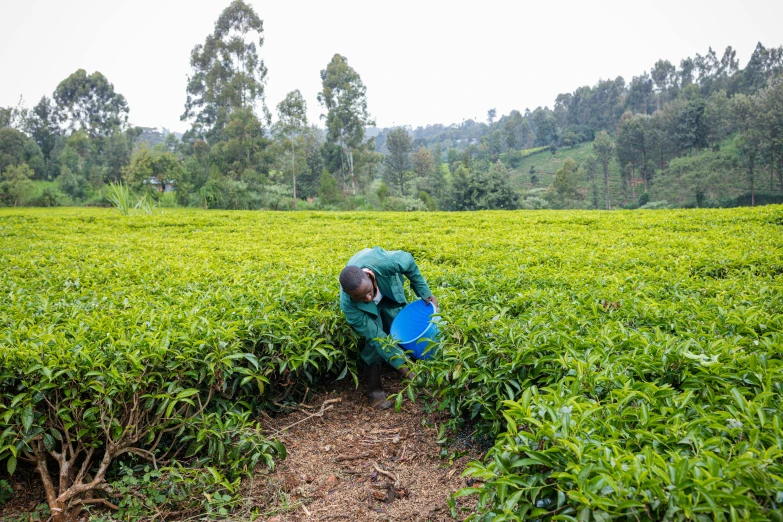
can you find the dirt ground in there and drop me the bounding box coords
[0,371,484,521]
[249,371,483,522]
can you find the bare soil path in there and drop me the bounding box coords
[249,372,482,522]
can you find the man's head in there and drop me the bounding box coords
[340,266,375,303]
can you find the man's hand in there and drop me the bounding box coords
[399,366,415,381]
[424,295,438,308]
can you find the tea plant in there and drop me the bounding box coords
[1,206,782,520]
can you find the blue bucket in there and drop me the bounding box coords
[390,300,440,360]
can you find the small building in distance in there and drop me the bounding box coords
[143,178,176,192]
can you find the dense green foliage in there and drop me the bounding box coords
[0,208,360,520]
[1,206,782,520]
[415,209,783,521]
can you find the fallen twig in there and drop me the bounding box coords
[372,461,399,487]
[368,428,400,435]
[271,398,341,435]
[335,451,371,462]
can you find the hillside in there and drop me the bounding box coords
[506,143,631,207]
[506,141,783,209]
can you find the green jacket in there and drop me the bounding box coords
[340,247,433,365]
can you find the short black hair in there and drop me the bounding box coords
[339,266,367,292]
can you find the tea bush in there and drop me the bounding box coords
[1,206,782,520]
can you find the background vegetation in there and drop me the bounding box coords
[1,1,782,212]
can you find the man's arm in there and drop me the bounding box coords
[390,251,433,300]
[343,306,408,369]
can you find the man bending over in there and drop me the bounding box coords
[339,247,437,409]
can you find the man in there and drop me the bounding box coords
[339,247,438,409]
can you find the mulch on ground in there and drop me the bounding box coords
[249,371,483,521]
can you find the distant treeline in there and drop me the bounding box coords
[1,0,781,211]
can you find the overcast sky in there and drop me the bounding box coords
[1,0,781,133]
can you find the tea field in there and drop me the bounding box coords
[1,206,782,521]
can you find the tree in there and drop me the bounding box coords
[487,108,497,125]
[551,158,582,206]
[411,146,434,179]
[616,113,654,197]
[0,127,45,179]
[561,130,579,148]
[27,96,60,162]
[446,162,519,210]
[651,59,676,111]
[754,77,783,191]
[650,99,684,166]
[318,54,374,195]
[210,107,269,181]
[730,94,762,206]
[0,163,35,206]
[0,96,29,129]
[276,90,308,205]
[738,42,783,94]
[299,125,325,199]
[483,161,519,209]
[53,70,129,137]
[124,145,182,191]
[679,57,695,88]
[0,163,33,205]
[583,155,599,209]
[677,96,709,153]
[592,131,614,209]
[704,90,731,148]
[627,73,655,115]
[377,181,389,203]
[412,146,445,200]
[489,130,503,161]
[182,0,268,141]
[56,165,90,201]
[384,127,413,195]
[318,169,341,205]
[0,127,30,174]
[103,128,140,183]
[504,110,531,149]
[531,107,558,146]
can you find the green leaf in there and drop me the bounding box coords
[7,455,17,475]
[21,406,33,433]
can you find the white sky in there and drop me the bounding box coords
[1,0,781,133]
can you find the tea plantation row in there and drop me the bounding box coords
[1,207,782,521]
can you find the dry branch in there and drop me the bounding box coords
[271,398,341,435]
[334,451,371,462]
[372,461,399,487]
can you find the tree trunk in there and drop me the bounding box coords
[778,155,783,190]
[771,164,774,191]
[35,443,62,521]
[604,167,611,210]
[347,150,356,196]
[677,169,684,206]
[338,138,346,194]
[291,140,296,209]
